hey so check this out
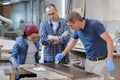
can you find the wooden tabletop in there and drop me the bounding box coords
[21,63,99,79]
[4,64,100,80]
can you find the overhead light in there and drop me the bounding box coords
[2,2,11,5]
[62,0,65,18]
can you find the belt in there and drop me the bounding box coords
[88,56,107,61]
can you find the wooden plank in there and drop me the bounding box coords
[4,68,33,75]
[0,50,12,53]
[21,64,70,80]
[21,64,98,79]
[4,64,99,80]
[4,68,34,80]
[36,63,98,79]
[20,77,46,80]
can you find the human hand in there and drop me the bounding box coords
[61,31,68,36]
[106,59,115,72]
[11,60,19,71]
[55,53,65,63]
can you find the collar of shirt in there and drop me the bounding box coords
[48,18,61,27]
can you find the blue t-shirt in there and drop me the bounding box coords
[73,19,107,58]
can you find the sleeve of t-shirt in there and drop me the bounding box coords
[93,20,106,36]
[72,31,79,39]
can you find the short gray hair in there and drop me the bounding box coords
[45,4,57,10]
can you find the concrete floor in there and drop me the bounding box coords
[0,63,10,80]
[0,52,10,80]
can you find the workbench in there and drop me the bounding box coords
[4,63,100,80]
[111,53,120,80]
[0,39,15,53]
[0,39,14,63]
[70,47,120,80]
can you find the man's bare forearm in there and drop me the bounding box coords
[63,39,78,54]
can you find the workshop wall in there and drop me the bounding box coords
[86,0,120,21]
[72,0,120,33]
[9,3,26,28]
[1,0,120,32]
[1,0,66,28]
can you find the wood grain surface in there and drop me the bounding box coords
[36,63,98,79]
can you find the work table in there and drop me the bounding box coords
[4,63,100,80]
[70,47,120,80]
[72,47,120,56]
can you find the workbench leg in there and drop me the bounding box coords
[10,74,15,80]
[0,52,1,57]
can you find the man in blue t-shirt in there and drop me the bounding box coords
[55,11,115,79]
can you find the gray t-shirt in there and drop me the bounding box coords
[25,40,37,64]
[52,21,59,33]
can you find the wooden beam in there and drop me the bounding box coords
[4,68,34,80]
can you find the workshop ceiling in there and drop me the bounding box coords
[0,0,30,5]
